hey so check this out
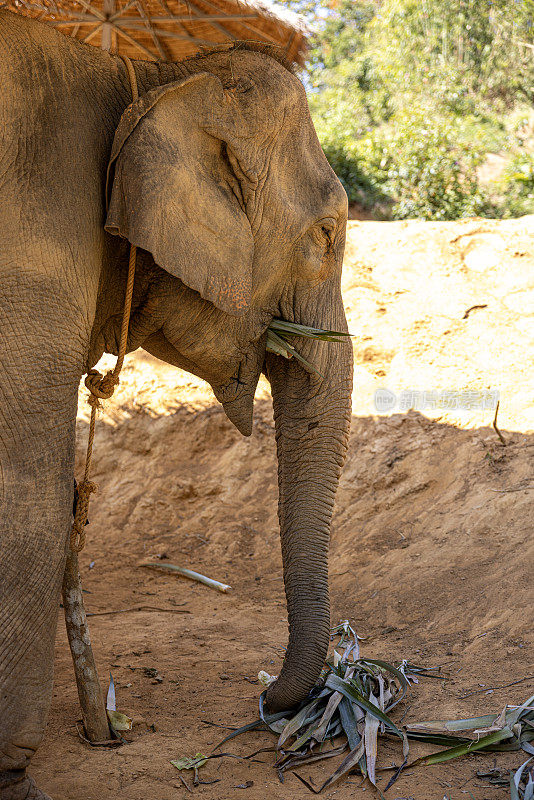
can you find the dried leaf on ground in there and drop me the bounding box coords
[170,753,209,771]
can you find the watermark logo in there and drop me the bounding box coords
[373,388,500,414]
[373,388,398,414]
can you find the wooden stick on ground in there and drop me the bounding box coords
[62,547,111,742]
[139,561,232,592]
[493,400,507,446]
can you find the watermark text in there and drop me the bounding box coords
[373,388,500,414]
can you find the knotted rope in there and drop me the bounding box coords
[71,56,139,552]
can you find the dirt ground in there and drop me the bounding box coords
[34,216,534,800]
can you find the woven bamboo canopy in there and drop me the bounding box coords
[2,0,308,65]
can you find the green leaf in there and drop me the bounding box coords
[404,730,472,747]
[407,713,500,734]
[106,709,132,732]
[357,658,409,709]
[318,739,366,793]
[506,694,534,727]
[266,331,324,377]
[265,331,293,359]
[326,674,405,741]
[364,693,381,785]
[308,691,344,742]
[214,710,290,749]
[510,772,521,800]
[213,718,264,748]
[269,319,352,340]
[285,710,325,752]
[416,727,515,766]
[278,698,321,748]
[170,753,209,771]
[511,757,534,800]
[277,744,347,775]
[338,697,362,750]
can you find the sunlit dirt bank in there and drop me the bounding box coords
[34,216,534,800]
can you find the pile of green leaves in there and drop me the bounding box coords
[212,622,534,796]
[254,621,413,793]
[266,319,351,377]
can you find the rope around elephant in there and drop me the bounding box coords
[71,57,138,553]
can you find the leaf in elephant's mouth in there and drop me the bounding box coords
[265,319,352,377]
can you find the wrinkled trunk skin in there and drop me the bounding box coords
[264,290,352,712]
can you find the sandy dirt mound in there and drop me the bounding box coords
[34,217,534,800]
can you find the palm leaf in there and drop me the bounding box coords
[212,623,533,797]
[265,318,354,377]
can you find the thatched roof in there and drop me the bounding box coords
[2,0,308,65]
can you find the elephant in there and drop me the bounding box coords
[0,9,353,799]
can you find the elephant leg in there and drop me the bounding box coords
[0,773,52,800]
[0,417,76,798]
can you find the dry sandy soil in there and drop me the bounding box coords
[34,216,534,800]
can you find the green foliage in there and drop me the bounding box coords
[317,114,491,220]
[372,0,534,107]
[375,115,490,220]
[497,152,534,217]
[281,0,534,220]
[319,142,389,211]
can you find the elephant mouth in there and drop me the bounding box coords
[212,330,268,436]
[141,310,271,438]
[214,309,331,434]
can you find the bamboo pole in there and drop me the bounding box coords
[135,0,168,61]
[62,547,111,743]
[101,0,115,51]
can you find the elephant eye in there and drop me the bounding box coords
[310,218,336,252]
[321,225,332,245]
[318,218,335,248]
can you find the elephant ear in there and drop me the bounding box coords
[105,72,254,316]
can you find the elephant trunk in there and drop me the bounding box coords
[264,322,352,712]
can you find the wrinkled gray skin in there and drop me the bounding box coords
[0,10,352,799]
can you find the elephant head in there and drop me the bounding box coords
[104,44,353,711]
